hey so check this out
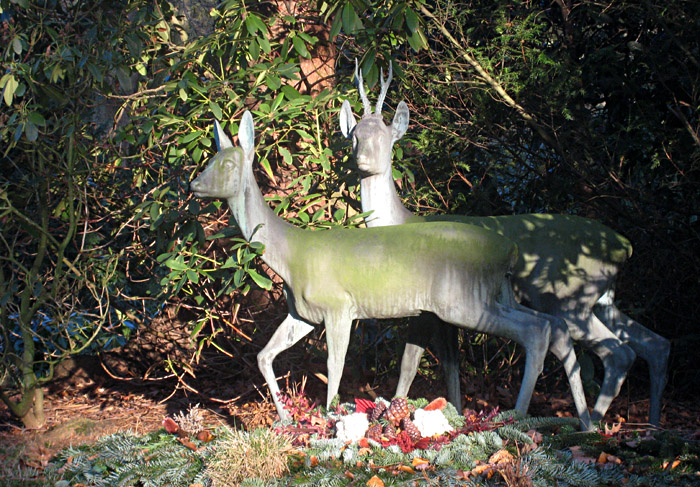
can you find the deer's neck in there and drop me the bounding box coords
[360,167,413,227]
[227,165,296,281]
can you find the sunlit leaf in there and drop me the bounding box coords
[279,146,292,165]
[244,14,267,40]
[179,131,203,144]
[12,36,22,55]
[259,157,278,184]
[258,35,271,53]
[2,74,18,106]
[209,101,223,120]
[247,269,272,290]
[165,258,188,271]
[186,270,199,284]
[292,35,310,58]
[265,75,281,90]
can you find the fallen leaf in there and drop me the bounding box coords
[196,430,214,442]
[177,438,198,451]
[456,469,471,480]
[310,455,319,467]
[345,470,355,480]
[162,417,179,434]
[358,447,372,456]
[606,454,622,465]
[471,464,491,475]
[489,449,514,465]
[597,452,609,464]
[397,465,414,473]
[604,422,622,436]
[412,457,429,467]
[366,475,385,487]
[527,429,543,444]
[569,446,596,464]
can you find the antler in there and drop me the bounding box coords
[354,58,372,117]
[375,61,393,115]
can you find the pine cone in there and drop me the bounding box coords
[366,423,383,441]
[385,397,410,426]
[383,422,397,439]
[401,417,422,442]
[368,402,387,422]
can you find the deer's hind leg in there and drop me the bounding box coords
[594,293,669,426]
[324,313,354,409]
[397,313,462,409]
[439,303,551,415]
[561,308,636,424]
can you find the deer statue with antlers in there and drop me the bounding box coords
[339,60,670,426]
[190,110,592,429]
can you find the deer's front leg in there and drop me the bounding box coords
[324,314,353,409]
[257,312,314,421]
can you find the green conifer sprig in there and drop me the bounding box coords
[510,415,581,431]
[442,401,467,429]
[497,424,534,445]
[49,430,213,487]
[492,408,526,423]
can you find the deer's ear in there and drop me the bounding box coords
[238,110,255,155]
[214,120,233,151]
[391,101,410,143]
[339,100,357,139]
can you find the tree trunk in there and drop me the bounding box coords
[1,387,46,429]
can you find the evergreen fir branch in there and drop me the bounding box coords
[510,415,581,432]
[524,448,627,486]
[492,409,526,423]
[543,429,608,449]
[441,401,466,429]
[497,424,534,445]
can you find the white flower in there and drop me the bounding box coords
[413,408,454,437]
[335,412,369,443]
